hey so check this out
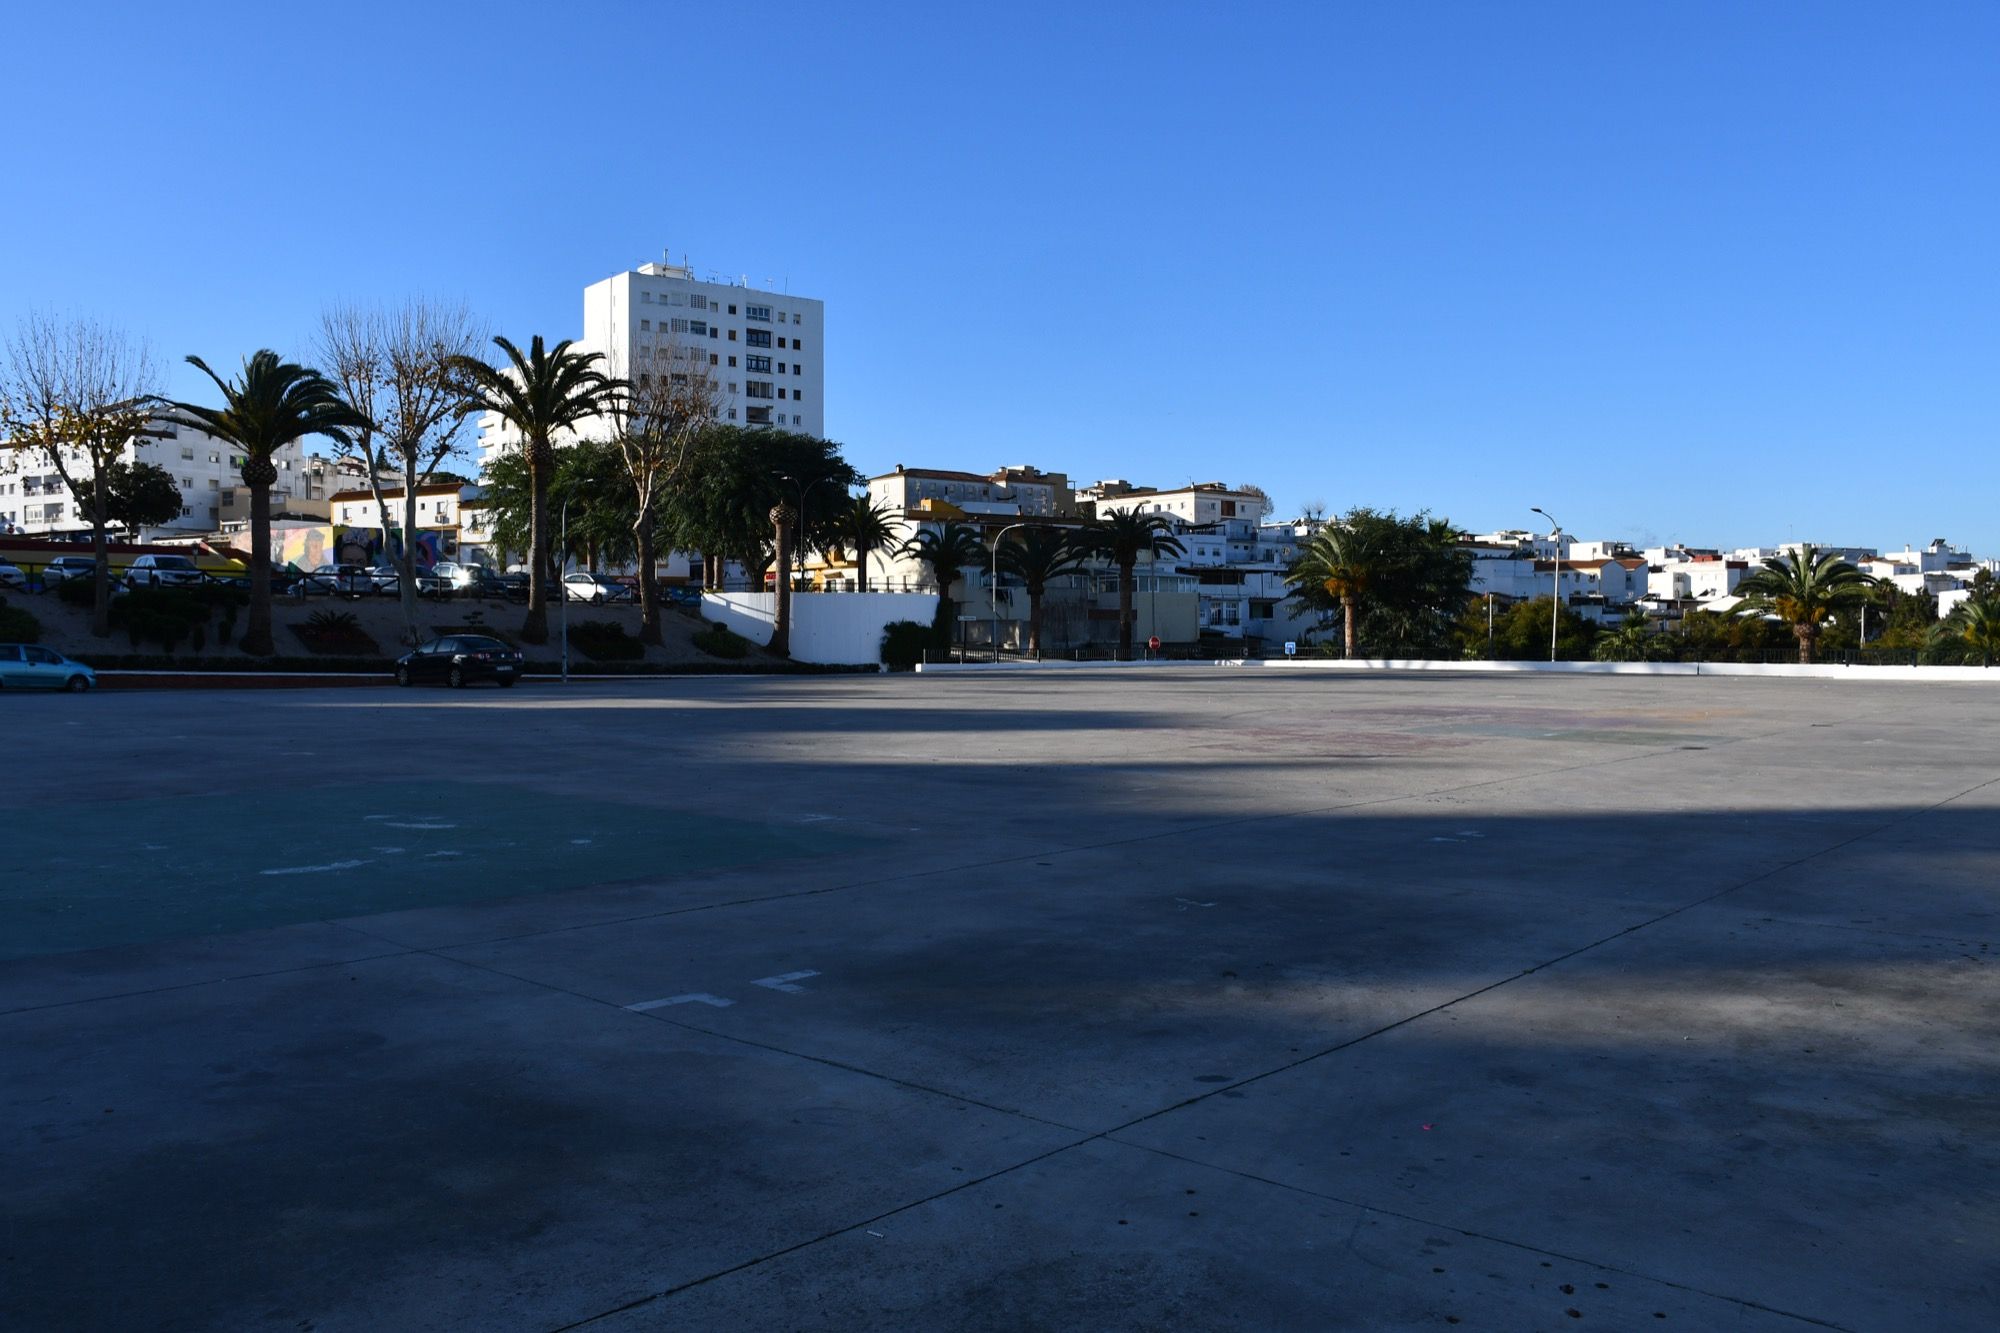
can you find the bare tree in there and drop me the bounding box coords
[607,339,716,644]
[0,314,159,636]
[317,300,483,648]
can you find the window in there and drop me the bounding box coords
[641,291,653,303]
[181,505,192,516]
[689,295,707,311]
[794,389,805,402]
[745,304,771,322]
[181,476,193,488]
[792,414,802,424]
[745,381,773,399]
[746,354,771,372]
[668,293,685,306]
[670,317,690,333]
[727,355,737,367]
[640,319,651,331]
[777,362,786,373]
[728,329,737,341]
[778,388,787,399]
[745,406,772,424]
[727,382,737,393]
[180,446,194,460]
[208,478,219,489]
[709,353,719,365]
[792,313,801,324]
[727,304,737,315]
[744,329,770,348]
[208,452,220,463]
[727,408,737,420]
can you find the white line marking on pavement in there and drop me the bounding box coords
[753,970,819,993]
[570,838,594,845]
[260,859,370,876]
[798,814,836,823]
[383,821,457,830]
[625,993,734,1011]
[1175,897,1217,909]
[371,846,406,855]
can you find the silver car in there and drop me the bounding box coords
[563,572,634,603]
[0,559,24,591]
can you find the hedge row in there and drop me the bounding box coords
[79,654,873,676]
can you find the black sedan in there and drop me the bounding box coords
[394,635,523,688]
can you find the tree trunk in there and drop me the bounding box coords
[856,540,869,594]
[397,483,420,650]
[1029,589,1044,656]
[770,503,794,656]
[636,515,661,646]
[522,440,551,643]
[88,494,111,638]
[1118,560,1136,660]
[241,470,275,656]
[1797,623,1815,665]
[1342,596,1357,660]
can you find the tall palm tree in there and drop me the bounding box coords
[835,494,900,592]
[1731,544,1875,664]
[907,522,987,622]
[166,351,368,656]
[999,525,1088,656]
[1084,510,1185,660]
[447,335,621,643]
[1288,522,1390,660]
[1956,598,2000,666]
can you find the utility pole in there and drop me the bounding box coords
[990,521,1028,660]
[1532,507,1562,662]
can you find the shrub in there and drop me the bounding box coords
[0,600,41,642]
[567,619,644,661]
[879,620,935,671]
[307,609,361,634]
[109,587,212,653]
[56,577,96,607]
[692,622,749,659]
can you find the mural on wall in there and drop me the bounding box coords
[266,525,458,570]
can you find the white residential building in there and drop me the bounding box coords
[329,481,473,534]
[477,256,825,471]
[0,421,317,540]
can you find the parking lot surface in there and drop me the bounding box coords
[3,671,1995,1330]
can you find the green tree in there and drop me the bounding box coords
[1490,596,1597,660]
[834,494,900,593]
[1287,508,1471,659]
[1083,509,1185,660]
[999,525,1088,656]
[664,427,856,589]
[447,335,621,643]
[1950,598,2000,666]
[166,350,367,655]
[1592,609,1665,662]
[1730,544,1876,664]
[72,460,183,532]
[906,522,987,643]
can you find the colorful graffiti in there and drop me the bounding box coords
[266,524,458,571]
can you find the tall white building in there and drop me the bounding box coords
[477,257,825,470]
[0,421,319,540]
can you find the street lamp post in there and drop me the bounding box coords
[1531,507,1561,663]
[990,521,1029,660]
[559,498,570,685]
[789,475,840,592]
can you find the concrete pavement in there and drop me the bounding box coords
[2,671,1994,1329]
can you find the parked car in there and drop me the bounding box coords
[394,634,522,688]
[664,585,703,609]
[124,553,205,589]
[431,561,490,589]
[291,563,371,598]
[0,644,95,691]
[39,556,98,587]
[0,559,24,591]
[366,564,450,598]
[563,571,634,603]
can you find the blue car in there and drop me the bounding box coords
[0,644,95,691]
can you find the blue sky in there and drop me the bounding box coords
[3,2,1994,550]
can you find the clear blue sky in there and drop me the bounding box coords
[4,2,1995,551]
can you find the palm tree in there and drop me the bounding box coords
[1957,598,2000,666]
[166,351,368,656]
[907,522,988,636]
[999,525,1087,656]
[835,494,900,592]
[447,335,621,643]
[1288,522,1389,660]
[1592,609,1662,663]
[1731,544,1875,664]
[1083,510,1185,660]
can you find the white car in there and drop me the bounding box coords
[125,553,205,588]
[0,559,24,591]
[563,572,633,603]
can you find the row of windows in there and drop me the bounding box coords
[639,290,804,324]
[634,318,807,353]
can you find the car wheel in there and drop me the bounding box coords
[448,666,466,689]
[497,676,517,688]
[396,666,412,687]
[64,675,90,693]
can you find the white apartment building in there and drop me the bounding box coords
[477,257,825,471]
[0,421,316,540]
[329,482,472,534]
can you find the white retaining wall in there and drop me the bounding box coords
[702,592,939,666]
[917,656,2000,683]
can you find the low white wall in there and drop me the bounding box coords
[702,591,939,666]
[917,656,2000,683]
